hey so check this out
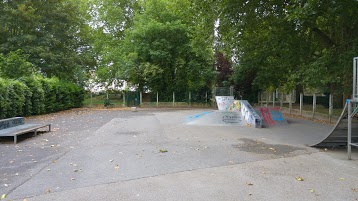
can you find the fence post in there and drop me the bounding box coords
[266,91,269,107]
[329,94,333,122]
[189,91,191,105]
[258,92,260,105]
[157,91,159,107]
[90,91,93,107]
[140,91,142,106]
[313,93,316,119]
[272,92,275,107]
[289,92,292,114]
[300,93,303,115]
[173,92,175,107]
[206,91,208,103]
[280,92,283,109]
[123,91,126,107]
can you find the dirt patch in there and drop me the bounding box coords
[233,138,306,156]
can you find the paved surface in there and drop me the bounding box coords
[0,108,357,201]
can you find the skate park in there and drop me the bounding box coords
[0,104,357,201]
[1,78,358,200]
[1,89,357,200]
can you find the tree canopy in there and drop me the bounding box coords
[215,0,358,96]
[0,0,357,100]
[0,0,94,82]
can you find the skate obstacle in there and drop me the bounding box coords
[257,107,288,127]
[186,96,262,128]
[310,102,358,147]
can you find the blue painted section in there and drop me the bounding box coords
[186,111,213,122]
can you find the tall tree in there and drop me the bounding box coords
[0,0,93,82]
[121,0,215,99]
[85,0,139,87]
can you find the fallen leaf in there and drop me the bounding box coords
[296,177,304,181]
[352,188,358,192]
[114,165,119,170]
[109,159,114,162]
[246,182,254,186]
[340,178,345,180]
[1,194,6,199]
[159,149,168,153]
[309,188,315,193]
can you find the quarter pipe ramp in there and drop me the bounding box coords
[310,102,358,147]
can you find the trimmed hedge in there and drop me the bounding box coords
[0,75,84,119]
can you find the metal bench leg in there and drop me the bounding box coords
[35,130,38,136]
[14,135,17,144]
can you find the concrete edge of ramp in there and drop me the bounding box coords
[310,102,358,147]
[240,100,262,128]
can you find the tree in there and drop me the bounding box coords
[214,51,232,87]
[0,0,94,82]
[120,0,215,100]
[208,0,358,100]
[85,0,139,87]
[0,50,36,79]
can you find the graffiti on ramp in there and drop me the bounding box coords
[258,107,288,127]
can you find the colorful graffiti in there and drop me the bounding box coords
[215,96,235,111]
[259,107,287,127]
[228,100,241,111]
[240,100,262,128]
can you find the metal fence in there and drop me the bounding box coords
[258,90,347,123]
[141,90,212,107]
[84,90,213,108]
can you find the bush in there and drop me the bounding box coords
[0,75,84,119]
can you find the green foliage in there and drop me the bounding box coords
[212,0,358,97]
[120,0,215,98]
[0,50,35,79]
[0,0,95,83]
[104,98,111,107]
[0,76,84,119]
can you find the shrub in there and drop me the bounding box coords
[0,75,84,119]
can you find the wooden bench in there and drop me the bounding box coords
[0,117,51,144]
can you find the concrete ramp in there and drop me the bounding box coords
[310,102,358,147]
[186,98,262,127]
[186,111,244,126]
[257,107,288,127]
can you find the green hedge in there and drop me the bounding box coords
[0,75,84,119]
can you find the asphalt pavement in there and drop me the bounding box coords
[0,108,357,201]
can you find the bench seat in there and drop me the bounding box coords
[0,123,51,144]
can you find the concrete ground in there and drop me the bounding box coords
[0,108,357,201]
